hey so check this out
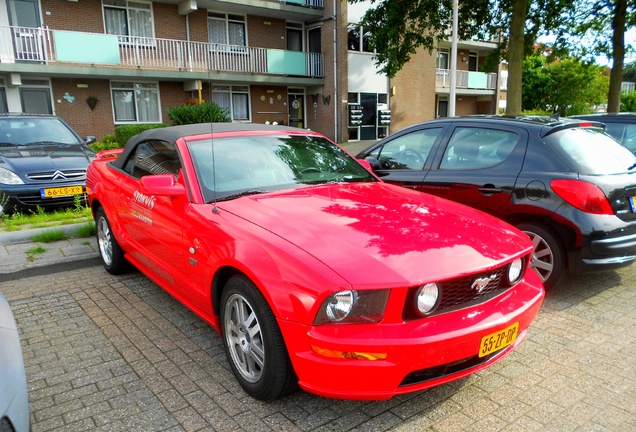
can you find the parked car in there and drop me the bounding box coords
[86,123,544,401]
[0,113,96,214]
[0,292,30,432]
[357,116,636,289]
[570,113,636,152]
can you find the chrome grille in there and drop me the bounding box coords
[27,169,86,182]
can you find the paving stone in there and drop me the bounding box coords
[1,256,636,431]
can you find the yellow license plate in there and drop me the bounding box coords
[479,323,519,357]
[40,185,84,198]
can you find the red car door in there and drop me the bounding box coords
[115,140,188,289]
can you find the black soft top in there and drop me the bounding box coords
[111,122,302,170]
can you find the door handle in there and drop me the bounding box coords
[477,186,503,194]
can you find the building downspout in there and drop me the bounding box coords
[333,1,338,142]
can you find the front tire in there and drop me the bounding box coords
[517,222,565,289]
[220,275,297,401]
[95,207,127,275]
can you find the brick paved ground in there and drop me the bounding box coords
[1,264,635,431]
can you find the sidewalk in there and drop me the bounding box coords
[0,223,100,281]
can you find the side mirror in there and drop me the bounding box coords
[363,156,381,170]
[140,175,186,197]
[84,136,97,145]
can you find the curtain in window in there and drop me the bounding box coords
[104,7,128,36]
[209,20,227,45]
[128,8,152,40]
[136,88,160,122]
[113,90,136,121]
[212,91,231,113]
[228,22,245,46]
[232,93,248,120]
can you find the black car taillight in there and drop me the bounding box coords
[551,179,613,215]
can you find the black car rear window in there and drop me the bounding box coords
[544,127,636,174]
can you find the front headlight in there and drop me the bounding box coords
[314,289,389,325]
[507,258,524,285]
[416,283,439,314]
[0,167,24,185]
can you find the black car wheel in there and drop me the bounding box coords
[95,207,127,275]
[220,275,297,401]
[517,223,565,289]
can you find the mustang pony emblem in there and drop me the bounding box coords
[471,275,497,293]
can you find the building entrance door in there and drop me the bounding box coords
[360,93,377,140]
[288,94,304,128]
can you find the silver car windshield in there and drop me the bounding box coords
[0,117,81,146]
[186,134,377,202]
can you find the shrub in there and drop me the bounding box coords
[621,92,636,112]
[115,124,168,147]
[167,101,231,125]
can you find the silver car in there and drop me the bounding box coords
[0,292,30,432]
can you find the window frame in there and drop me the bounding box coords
[111,80,162,125]
[102,0,155,45]
[211,85,251,122]
[208,11,248,52]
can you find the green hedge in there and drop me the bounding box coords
[167,101,230,125]
[115,123,168,147]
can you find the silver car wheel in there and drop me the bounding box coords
[97,216,113,266]
[524,230,553,283]
[223,293,265,384]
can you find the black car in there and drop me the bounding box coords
[0,114,96,214]
[357,116,636,289]
[571,113,636,152]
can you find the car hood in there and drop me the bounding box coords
[0,144,93,174]
[220,183,533,287]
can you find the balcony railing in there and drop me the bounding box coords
[0,25,324,78]
[436,68,498,91]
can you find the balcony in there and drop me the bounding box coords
[436,69,497,91]
[0,26,324,79]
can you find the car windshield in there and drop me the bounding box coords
[544,127,636,174]
[186,134,378,202]
[0,117,81,146]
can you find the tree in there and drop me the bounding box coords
[551,0,636,113]
[522,53,609,115]
[349,0,574,115]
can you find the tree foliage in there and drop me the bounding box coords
[349,0,575,115]
[549,0,636,112]
[522,53,609,115]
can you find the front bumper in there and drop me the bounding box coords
[278,273,544,400]
[0,183,86,213]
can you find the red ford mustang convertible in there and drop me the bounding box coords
[86,123,544,401]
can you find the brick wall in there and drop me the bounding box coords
[41,0,103,32]
[251,85,288,125]
[390,46,437,132]
[248,16,286,50]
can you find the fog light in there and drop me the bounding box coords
[325,290,357,322]
[417,283,439,314]
[508,258,523,284]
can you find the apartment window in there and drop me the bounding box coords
[103,0,154,42]
[211,85,250,121]
[437,49,449,69]
[111,81,161,123]
[208,12,246,48]
[347,24,372,53]
[469,51,478,71]
[287,22,303,52]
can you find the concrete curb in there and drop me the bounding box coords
[0,222,95,246]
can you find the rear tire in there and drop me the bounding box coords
[95,207,128,275]
[220,275,297,401]
[516,222,565,289]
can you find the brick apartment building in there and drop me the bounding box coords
[0,0,505,143]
